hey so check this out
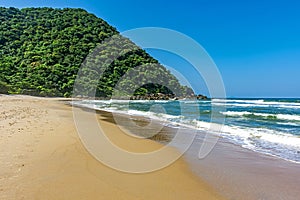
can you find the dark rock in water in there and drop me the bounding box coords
[196,94,208,100]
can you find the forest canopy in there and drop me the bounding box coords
[0,7,194,98]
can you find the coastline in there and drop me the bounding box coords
[0,95,225,200]
[72,98,300,200]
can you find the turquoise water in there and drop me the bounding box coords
[73,98,300,163]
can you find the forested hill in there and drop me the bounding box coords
[0,7,194,98]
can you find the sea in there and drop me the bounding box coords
[72,98,300,163]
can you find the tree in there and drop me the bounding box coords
[0,7,194,98]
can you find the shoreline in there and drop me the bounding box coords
[72,98,300,199]
[183,130,300,200]
[0,95,225,199]
[71,98,300,164]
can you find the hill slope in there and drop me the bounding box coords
[0,7,193,98]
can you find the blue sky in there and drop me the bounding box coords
[1,0,300,97]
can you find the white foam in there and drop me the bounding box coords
[73,100,300,160]
[221,111,252,116]
[212,99,300,109]
[276,114,300,121]
[212,99,265,104]
[221,111,300,121]
[212,102,269,107]
[224,126,300,147]
[72,100,300,162]
[277,122,299,126]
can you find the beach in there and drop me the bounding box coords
[1,3,299,200]
[0,95,225,200]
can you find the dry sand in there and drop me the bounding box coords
[0,95,225,200]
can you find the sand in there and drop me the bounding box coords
[0,95,225,200]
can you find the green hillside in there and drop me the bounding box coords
[0,7,193,98]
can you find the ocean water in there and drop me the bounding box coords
[72,98,300,163]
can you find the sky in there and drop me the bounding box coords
[0,0,300,98]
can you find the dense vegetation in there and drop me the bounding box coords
[0,7,193,98]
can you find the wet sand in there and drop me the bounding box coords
[183,129,300,200]
[0,95,225,200]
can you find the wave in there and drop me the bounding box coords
[221,125,300,147]
[74,101,300,143]
[220,125,300,162]
[221,111,300,121]
[212,99,265,104]
[191,120,300,162]
[212,99,300,109]
[212,102,270,108]
[277,122,300,127]
[181,100,210,104]
[72,100,300,162]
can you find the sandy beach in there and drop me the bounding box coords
[0,95,225,200]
